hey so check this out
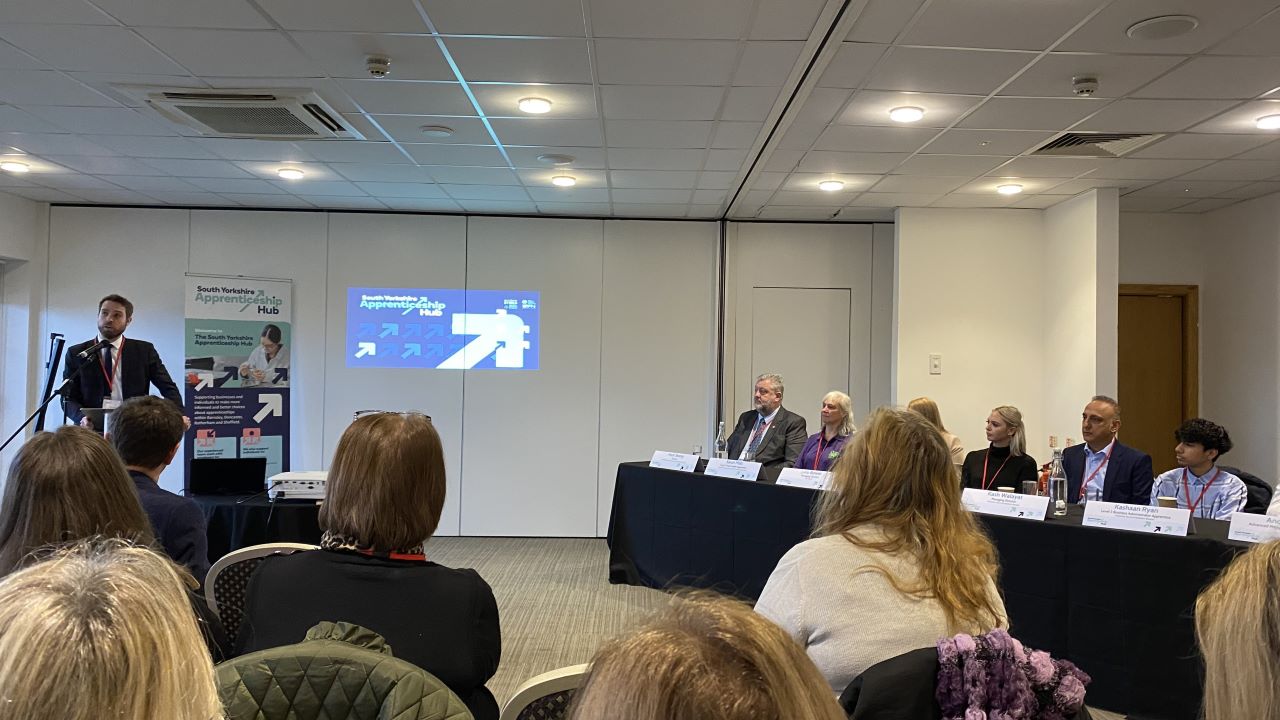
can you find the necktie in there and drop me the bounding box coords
[102,345,114,378]
[746,417,768,458]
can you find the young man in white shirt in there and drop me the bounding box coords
[1150,418,1247,520]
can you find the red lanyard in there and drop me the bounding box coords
[981,449,1012,490]
[1182,467,1222,516]
[811,434,828,470]
[1079,442,1115,501]
[98,338,124,393]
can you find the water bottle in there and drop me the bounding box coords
[1048,449,1067,516]
[714,421,727,459]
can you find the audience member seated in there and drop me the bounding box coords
[0,539,222,720]
[724,373,808,482]
[1195,540,1280,720]
[109,395,210,582]
[796,390,856,472]
[0,427,229,659]
[1150,418,1247,520]
[959,405,1038,491]
[1063,395,1153,505]
[237,411,500,720]
[907,396,964,465]
[756,407,1007,693]
[569,592,844,720]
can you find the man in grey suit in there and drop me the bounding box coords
[725,373,808,483]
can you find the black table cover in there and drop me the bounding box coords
[606,461,1249,720]
[193,494,323,565]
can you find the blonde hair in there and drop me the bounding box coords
[821,390,856,437]
[0,540,222,720]
[815,407,1003,634]
[1195,541,1280,720]
[570,592,844,720]
[990,405,1027,457]
[907,396,948,433]
[320,413,446,550]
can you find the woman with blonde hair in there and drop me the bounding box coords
[796,391,856,472]
[570,592,845,720]
[959,405,1038,491]
[907,396,964,465]
[756,407,1006,692]
[238,411,501,720]
[1195,540,1280,720]
[0,539,222,720]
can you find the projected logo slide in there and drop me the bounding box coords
[347,288,539,370]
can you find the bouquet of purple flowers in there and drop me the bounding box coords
[936,628,1090,720]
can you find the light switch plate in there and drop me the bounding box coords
[929,353,942,375]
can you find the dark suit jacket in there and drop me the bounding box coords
[725,406,807,482]
[1064,440,1154,505]
[130,470,210,583]
[63,337,182,425]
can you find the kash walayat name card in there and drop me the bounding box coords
[649,451,698,472]
[704,458,762,481]
[1082,500,1190,537]
[961,488,1050,520]
[776,468,832,490]
[1227,512,1280,543]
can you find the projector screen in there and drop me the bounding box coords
[347,288,539,370]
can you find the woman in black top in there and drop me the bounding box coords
[237,412,501,720]
[960,405,1038,491]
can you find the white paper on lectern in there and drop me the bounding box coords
[1081,500,1190,536]
[1227,512,1280,543]
[776,468,831,490]
[961,488,1050,520]
[704,458,762,480]
[649,451,698,472]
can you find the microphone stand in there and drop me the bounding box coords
[0,339,103,453]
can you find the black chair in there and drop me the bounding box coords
[1220,466,1273,514]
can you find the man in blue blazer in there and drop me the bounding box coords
[1063,395,1154,506]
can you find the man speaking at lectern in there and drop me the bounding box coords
[64,294,185,430]
[726,373,808,483]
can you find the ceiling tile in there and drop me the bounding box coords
[290,33,453,81]
[870,175,972,193]
[607,147,706,171]
[891,154,1008,176]
[34,174,125,190]
[735,42,805,86]
[373,115,493,144]
[1211,8,1280,55]
[234,162,345,182]
[818,42,888,89]
[756,206,838,219]
[692,189,727,204]
[221,193,313,207]
[442,185,530,202]
[428,0,585,36]
[601,85,722,121]
[1071,99,1235,133]
[921,128,1055,155]
[722,86,782,122]
[752,172,787,190]
[489,117,602,146]
[1127,179,1251,198]
[380,198,461,211]
[609,203,691,217]
[446,37,591,83]
[1008,195,1072,209]
[589,0,751,39]
[90,0,271,28]
[400,143,505,167]
[836,91,983,128]
[957,97,1106,131]
[610,170,698,189]
[329,164,435,182]
[0,105,61,132]
[5,186,86,202]
[0,0,112,24]
[138,29,317,76]
[1135,57,1280,100]
[953,177,1068,194]
[23,106,177,135]
[518,168,606,188]
[527,187,610,203]
[474,83,597,119]
[1215,181,1280,199]
[813,125,937,152]
[847,0,926,43]
[687,204,723,218]
[353,181,450,198]
[1040,177,1153,194]
[0,24,189,74]
[185,177,286,194]
[1169,198,1240,213]
[270,179,364,196]
[1129,134,1273,160]
[43,155,167,175]
[70,189,158,204]
[340,80,475,116]
[144,191,232,205]
[422,166,520,185]
[189,138,315,163]
[1086,158,1214,179]
[989,156,1110,177]
[611,188,692,204]
[900,0,1100,51]
[850,192,942,207]
[0,69,119,106]
[710,121,763,149]
[256,0,427,32]
[292,141,408,164]
[141,158,253,177]
[607,120,712,148]
[103,175,202,193]
[92,135,217,158]
[695,171,737,190]
[595,39,738,86]
[503,145,607,168]
[1233,140,1280,161]
[1058,0,1268,54]
[751,0,828,40]
[780,173,880,191]
[797,151,909,173]
[705,148,749,171]
[778,88,853,149]
[998,53,1182,98]
[763,149,804,172]
[771,189,859,205]
[865,47,1034,95]
[306,196,388,210]
[536,202,612,214]
[1187,99,1280,134]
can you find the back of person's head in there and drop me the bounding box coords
[0,539,221,720]
[991,405,1027,456]
[1195,541,1280,720]
[320,412,445,551]
[570,592,844,720]
[109,396,185,469]
[0,427,154,577]
[815,407,1002,634]
[1175,418,1233,460]
[907,396,947,432]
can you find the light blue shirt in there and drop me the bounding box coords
[1079,439,1115,503]
[738,406,781,461]
[1150,465,1247,520]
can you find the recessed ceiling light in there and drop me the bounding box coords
[277,168,304,180]
[420,125,454,138]
[537,153,575,166]
[1256,114,1280,130]
[518,97,553,114]
[0,161,30,173]
[818,180,845,192]
[1126,15,1199,41]
[888,106,925,123]
[551,175,576,187]
[996,183,1023,195]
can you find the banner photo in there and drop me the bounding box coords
[183,276,292,485]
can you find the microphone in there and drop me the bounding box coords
[75,338,112,360]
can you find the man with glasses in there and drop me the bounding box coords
[725,373,808,483]
[1063,395,1153,505]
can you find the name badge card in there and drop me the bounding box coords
[705,458,762,481]
[776,468,832,490]
[1082,500,1190,537]
[961,488,1050,520]
[649,451,698,472]
[1227,512,1280,543]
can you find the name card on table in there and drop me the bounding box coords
[776,468,832,490]
[1082,500,1190,537]
[649,451,698,472]
[705,458,762,481]
[961,488,1050,520]
[1227,512,1280,543]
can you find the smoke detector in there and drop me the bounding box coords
[366,56,391,78]
[1072,76,1099,97]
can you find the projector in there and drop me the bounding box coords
[267,471,327,500]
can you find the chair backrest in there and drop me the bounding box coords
[499,664,589,720]
[204,542,316,644]
[1220,466,1273,514]
[838,647,941,720]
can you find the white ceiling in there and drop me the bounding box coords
[0,0,1277,219]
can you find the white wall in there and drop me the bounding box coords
[1119,212,1206,286]
[0,194,45,473]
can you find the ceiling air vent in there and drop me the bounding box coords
[1031,132,1163,158]
[114,86,364,140]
